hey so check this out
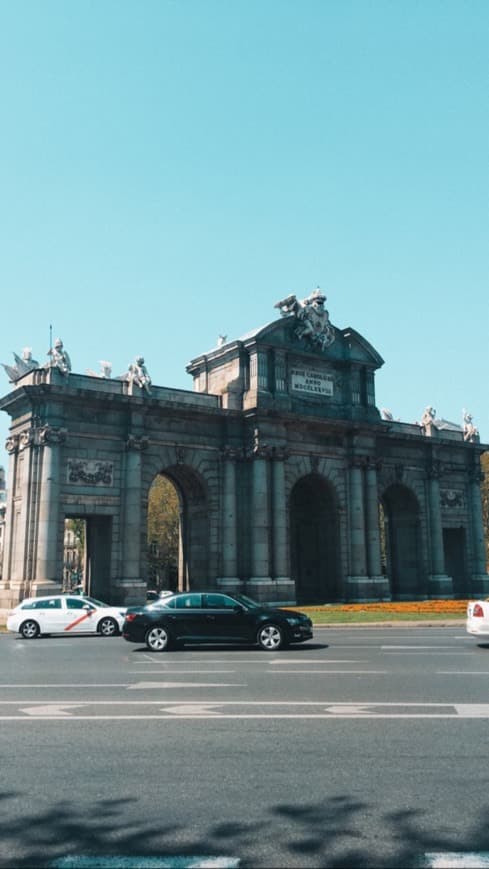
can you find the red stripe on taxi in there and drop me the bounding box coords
[64,611,94,631]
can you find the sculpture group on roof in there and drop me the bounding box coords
[0,297,483,438]
[47,338,71,375]
[122,356,152,395]
[2,342,153,397]
[274,287,335,352]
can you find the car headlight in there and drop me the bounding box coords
[285,616,300,625]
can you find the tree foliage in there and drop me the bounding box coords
[147,475,179,589]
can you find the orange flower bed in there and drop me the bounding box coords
[301,599,468,615]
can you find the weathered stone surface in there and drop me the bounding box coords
[0,306,487,607]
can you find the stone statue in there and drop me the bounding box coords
[217,335,227,347]
[274,287,335,351]
[463,410,479,442]
[2,347,39,382]
[125,356,152,394]
[421,406,436,427]
[47,338,71,375]
[86,360,112,378]
[381,408,394,421]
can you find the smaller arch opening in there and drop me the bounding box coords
[290,474,340,604]
[382,484,421,599]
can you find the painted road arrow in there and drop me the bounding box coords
[19,704,84,717]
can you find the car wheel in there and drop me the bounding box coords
[98,617,119,637]
[19,619,40,639]
[257,623,285,651]
[145,626,171,652]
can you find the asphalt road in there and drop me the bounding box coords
[1,626,489,869]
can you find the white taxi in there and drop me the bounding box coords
[466,599,489,642]
[7,594,127,639]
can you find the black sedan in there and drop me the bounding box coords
[122,591,313,652]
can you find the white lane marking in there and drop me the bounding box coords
[420,852,489,867]
[269,659,361,664]
[0,700,472,706]
[438,671,489,675]
[383,652,471,656]
[454,705,489,717]
[131,670,236,674]
[266,669,388,674]
[2,712,486,721]
[0,684,130,688]
[161,704,223,716]
[20,704,84,716]
[53,855,241,868]
[382,645,463,650]
[3,701,489,721]
[324,704,373,715]
[128,682,246,689]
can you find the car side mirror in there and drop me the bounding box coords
[83,603,94,611]
[233,604,244,614]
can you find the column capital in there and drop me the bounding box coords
[427,460,443,480]
[126,434,149,451]
[37,425,67,446]
[365,456,382,472]
[5,434,19,454]
[469,468,485,484]
[272,446,289,461]
[221,445,245,461]
[18,428,35,450]
[349,455,367,470]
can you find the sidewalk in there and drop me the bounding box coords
[0,607,465,630]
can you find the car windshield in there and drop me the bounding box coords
[231,594,262,609]
[82,596,110,608]
[147,597,175,609]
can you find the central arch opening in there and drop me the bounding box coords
[147,476,179,594]
[146,467,210,594]
[290,474,340,604]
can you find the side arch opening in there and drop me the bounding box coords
[381,484,422,599]
[290,474,340,604]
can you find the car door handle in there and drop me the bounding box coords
[206,615,216,621]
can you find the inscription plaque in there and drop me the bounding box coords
[290,367,334,397]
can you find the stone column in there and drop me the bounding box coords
[271,448,294,600]
[347,458,368,585]
[0,436,20,601]
[33,425,66,594]
[427,462,453,597]
[468,467,489,596]
[216,447,241,593]
[364,459,390,599]
[119,435,148,601]
[244,350,271,409]
[247,438,272,598]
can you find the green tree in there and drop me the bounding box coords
[147,475,179,589]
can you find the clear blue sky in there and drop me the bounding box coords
[1,0,488,470]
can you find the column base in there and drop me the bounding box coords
[469,575,489,598]
[30,580,63,597]
[246,577,273,605]
[269,577,296,606]
[345,575,391,602]
[215,578,243,593]
[114,578,147,606]
[245,577,297,606]
[0,583,27,608]
[427,575,453,599]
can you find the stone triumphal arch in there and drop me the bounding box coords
[1,289,487,607]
